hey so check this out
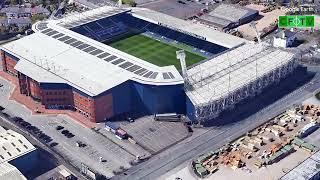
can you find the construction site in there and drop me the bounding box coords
[192,104,320,178]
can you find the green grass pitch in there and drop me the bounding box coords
[108,34,206,70]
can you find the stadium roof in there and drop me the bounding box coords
[186,42,295,106]
[3,29,183,96]
[209,4,258,23]
[280,150,320,180]
[51,6,246,48]
[131,7,247,48]
[2,5,248,96]
[58,6,129,29]
[0,128,36,164]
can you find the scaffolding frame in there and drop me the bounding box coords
[185,43,297,123]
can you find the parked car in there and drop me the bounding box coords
[50,142,58,147]
[56,126,64,130]
[61,130,69,135]
[65,133,74,138]
[76,141,86,147]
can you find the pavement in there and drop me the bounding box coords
[120,116,190,154]
[114,66,320,180]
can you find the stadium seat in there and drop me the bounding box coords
[71,13,228,54]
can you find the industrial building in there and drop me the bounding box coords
[0,126,37,177]
[0,162,27,180]
[273,30,297,48]
[280,150,320,180]
[198,4,259,31]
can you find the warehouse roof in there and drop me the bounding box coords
[0,162,27,180]
[199,15,232,28]
[186,42,295,106]
[0,128,36,164]
[280,150,320,180]
[209,4,258,23]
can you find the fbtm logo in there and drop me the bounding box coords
[278,15,315,28]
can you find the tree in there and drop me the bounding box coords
[31,14,47,23]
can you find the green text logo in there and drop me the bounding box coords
[278,16,314,28]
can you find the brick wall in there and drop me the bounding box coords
[73,91,95,121]
[28,78,41,100]
[93,93,113,123]
[2,52,18,76]
[0,50,5,71]
[18,73,28,95]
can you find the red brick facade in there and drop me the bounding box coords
[1,51,18,76]
[1,50,113,123]
[42,89,74,108]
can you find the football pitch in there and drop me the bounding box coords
[108,34,206,70]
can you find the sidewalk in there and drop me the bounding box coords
[0,70,96,128]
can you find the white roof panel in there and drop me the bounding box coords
[2,30,183,96]
[0,129,36,164]
[131,7,247,49]
[186,43,295,105]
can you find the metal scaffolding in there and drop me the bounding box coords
[185,42,297,123]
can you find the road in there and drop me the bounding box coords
[115,68,320,180]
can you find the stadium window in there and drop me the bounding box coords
[11,142,15,147]
[2,146,6,150]
[54,92,57,95]
[0,155,3,159]
[16,148,21,152]
[46,92,49,95]
[63,91,66,95]
[23,145,28,149]
[18,139,23,144]
[7,152,11,156]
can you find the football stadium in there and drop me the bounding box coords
[0,6,297,124]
